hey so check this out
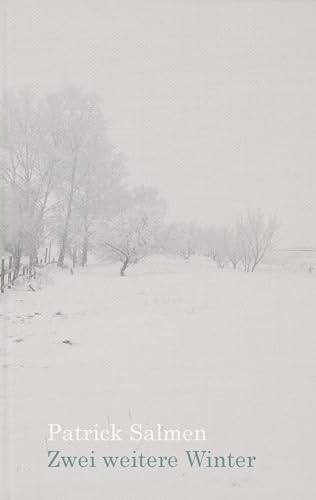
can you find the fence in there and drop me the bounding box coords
[0,248,54,294]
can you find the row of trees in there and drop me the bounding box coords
[163,212,277,272]
[0,88,277,277]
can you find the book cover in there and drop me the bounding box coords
[1,1,315,499]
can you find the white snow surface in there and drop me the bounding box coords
[1,255,316,499]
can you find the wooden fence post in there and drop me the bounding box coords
[1,259,4,293]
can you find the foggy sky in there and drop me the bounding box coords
[2,0,316,247]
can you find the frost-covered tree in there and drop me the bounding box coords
[74,149,128,267]
[224,227,242,270]
[98,187,166,276]
[162,222,202,260]
[0,89,56,276]
[44,87,116,267]
[199,212,277,272]
[237,210,277,272]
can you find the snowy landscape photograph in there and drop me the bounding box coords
[0,1,316,499]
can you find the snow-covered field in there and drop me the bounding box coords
[1,255,316,499]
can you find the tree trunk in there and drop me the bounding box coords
[13,240,23,281]
[251,261,258,272]
[72,247,77,268]
[120,256,129,276]
[57,159,77,268]
[57,209,72,268]
[48,241,52,263]
[29,253,34,278]
[81,224,89,266]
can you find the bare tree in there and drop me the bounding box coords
[0,89,56,277]
[75,149,127,267]
[237,210,278,272]
[163,222,202,260]
[98,187,166,276]
[45,88,106,267]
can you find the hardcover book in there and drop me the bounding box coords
[1,1,315,499]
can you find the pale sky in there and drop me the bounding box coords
[2,0,316,247]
